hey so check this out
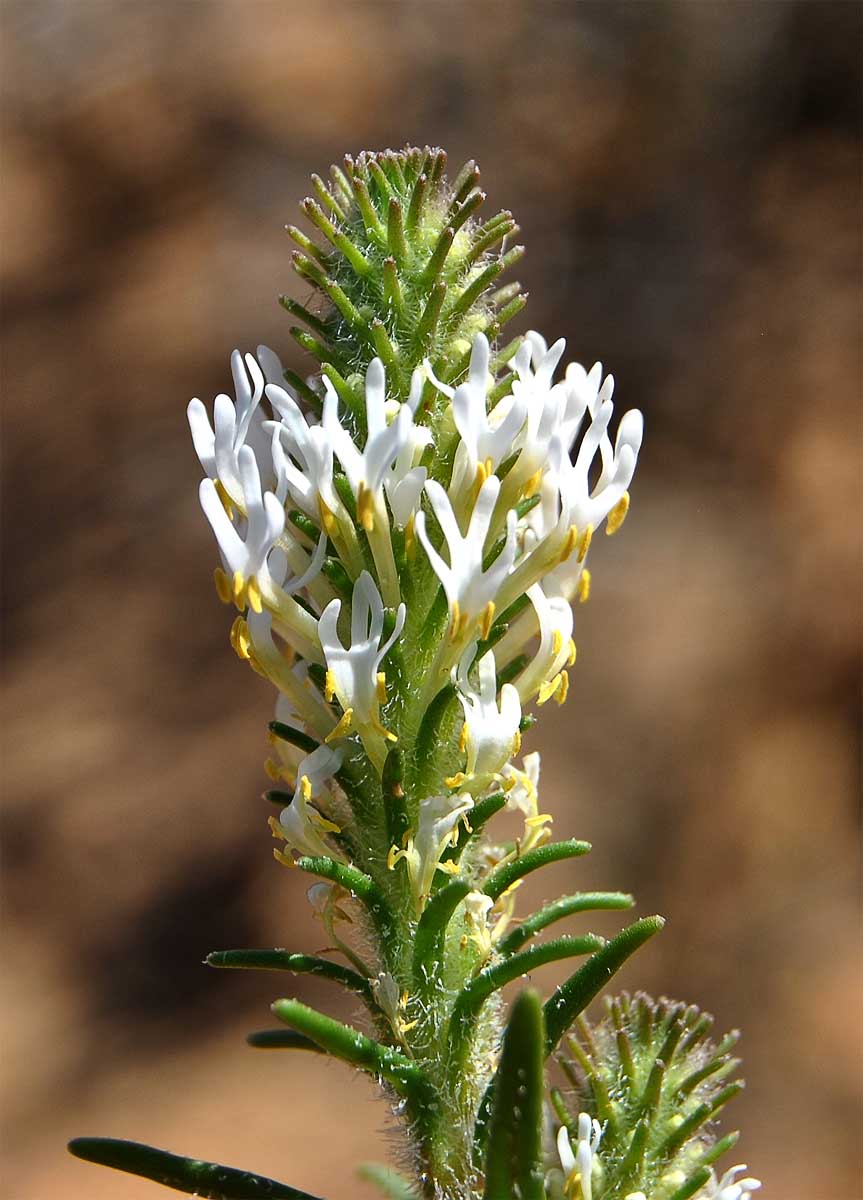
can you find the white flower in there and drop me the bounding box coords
[415,476,517,640]
[388,792,474,908]
[371,971,417,1039]
[325,359,429,529]
[508,583,576,707]
[557,1115,603,1200]
[231,611,330,734]
[273,744,343,859]
[187,348,274,503]
[501,750,552,853]
[265,381,339,520]
[703,1165,761,1200]
[427,333,527,502]
[318,571,405,758]
[450,646,521,790]
[199,445,285,612]
[461,889,495,956]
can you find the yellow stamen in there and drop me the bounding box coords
[311,811,341,835]
[246,575,263,614]
[273,847,296,868]
[552,629,563,656]
[376,672,387,704]
[357,481,375,532]
[560,524,579,563]
[373,717,398,743]
[318,496,338,537]
[232,569,245,600]
[525,813,553,829]
[404,515,416,560]
[522,469,543,500]
[577,568,591,604]
[437,860,461,876]
[268,815,285,841]
[537,673,563,705]
[325,670,337,703]
[324,708,354,743]
[230,616,251,660]
[387,844,406,871]
[577,524,593,563]
[501,773,516,792]
[513,730,522,756]
[459,723,468,753]
[567,638,577,667]
[300,775,313,801]
[214,567,232,605]
[450,600,462,642]
[444,772,467,789]
[480,600,496,640]
[555,669,570,705]
[214,479,235,518]
[264,757,283,782]
[606,491,630,535]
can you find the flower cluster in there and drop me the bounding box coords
[189,327,642,911]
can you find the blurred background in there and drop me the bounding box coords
[2,2,860,1198]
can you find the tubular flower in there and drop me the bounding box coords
[703,1166,762,1200]
[187,348,274,504]
[415,475,518,643]
[501,750,552,853]
[450,645,522,792]
[556,1115,603,1200]
[507,582,576,707]
[387,791,474,909]
[317,571,405,764]
[272,744,344,860]
[427,332,527,505]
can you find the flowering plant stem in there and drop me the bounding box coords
[69,148,760,1200]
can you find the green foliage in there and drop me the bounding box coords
[67,1138,324,1199]
[285,147,525,404]
[554,992,746,1199]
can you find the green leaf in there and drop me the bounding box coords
[482,991,545,1200]
[495,891,635,955]
[482,839,592,902]
[271,999,432,1109]
[246,1029,325,1052]
[543,916,665,1054]
[357,1163,419,1199]
[67,1138,323,1199]
[412,878,472,992]
[207,950,374,1004]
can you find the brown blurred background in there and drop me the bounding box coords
[1,2,861,1198]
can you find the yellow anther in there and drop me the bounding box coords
[525,813,553,829]
[567,638,577,667]
[357,481,375,533]
[513,730,522,756]
[459,723,468,753]
[214,479,235,518]
[555,670,570,705]
[437,859,461,877]
[496,877,523,902]
[476,459,493,487]
[300,775,312,801]
[268,814,285,841]
[230,616,251,660]
[560,524,579,563]
[311,811,341,835]
[232,569,245,600]
[246,576,263,614]
[537,673,563,705]
[552,629,563,656]
[214,567,232,605]
[264,757,283,782]
[606,491,630,535]
[376,671,387,703]
[273,847,296,868]
[480,601,496,640]
[444,772,467,789]
[577,568,591,604]
[450,600,462,641]
[404,515,416,560]
[318,496,338,537]
[324,708,354,743]
[373,717,398,743]
[325,669,337,703]
[577,524,593,563]
[501,773,516,792]
[387,844,404,871]
[522,469,543,500]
